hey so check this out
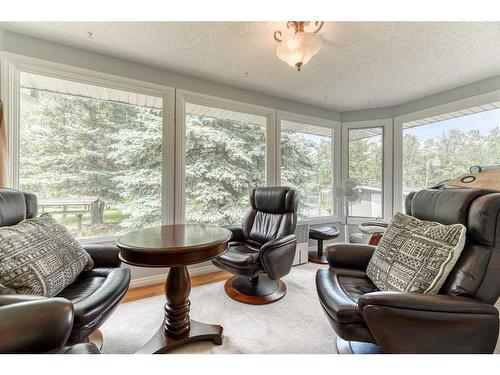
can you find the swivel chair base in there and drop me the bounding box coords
[224,275,286,305]
[336,336,383,354]
[87,329,104,350]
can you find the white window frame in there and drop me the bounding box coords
[342,118,393,225]
[175,89,277,224]
[393,89,500,215]
[0,52,176,243]
[277,110,341,224]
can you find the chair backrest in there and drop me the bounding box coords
[405,188,500,304]
[241,187,298,248]
[0,188,38,227]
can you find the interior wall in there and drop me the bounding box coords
[341,74,500,122]
[2,28,498,122]
[0,29,340,122]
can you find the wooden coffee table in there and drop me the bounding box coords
[117,224,231,354]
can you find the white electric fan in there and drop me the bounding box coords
[333,178,362,241]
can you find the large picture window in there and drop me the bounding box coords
[184,101,267,225]
[402,104,500,205]
[280,120,334,219]
[19,72,164,239]
[347,127,384,218]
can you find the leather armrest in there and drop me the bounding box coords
[223,224,245,242]
[72,268,131,327]
[326,243,375,270]
[358,291,498,315]
[259,234,296,280]
[0,298,73,353]
[358,291,499,353]
[82,243,122,268]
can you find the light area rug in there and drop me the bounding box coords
[101,263,337,354]
[101,262,500,354]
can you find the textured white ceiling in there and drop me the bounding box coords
[1,22,499,112]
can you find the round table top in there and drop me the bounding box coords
[116,224,231,267]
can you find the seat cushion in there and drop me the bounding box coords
[309,226,340,240]
[316,268,377,324]
[316,268,378,343]
[212,243,262,278]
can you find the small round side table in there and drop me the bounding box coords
[117,224,231,354]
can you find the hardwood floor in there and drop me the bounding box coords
[124,270,232,303]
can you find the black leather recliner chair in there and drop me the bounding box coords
[213,187,298,304]
[0,188,131,346]
[0,295,100,354]
[316,188,500,353]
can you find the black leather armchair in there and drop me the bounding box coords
[316,188,500,353]
[0,295,100,354]
[0,188,131,346]
[212,187,298,304]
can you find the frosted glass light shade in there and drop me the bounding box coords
[276,32,322,70]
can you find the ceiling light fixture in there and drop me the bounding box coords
[273,21,324,71]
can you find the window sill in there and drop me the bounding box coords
[78,235,118,246]
[297,216,341,226]
[346,216,386,225]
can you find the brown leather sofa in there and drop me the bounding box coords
[0,188,131,346]
[213,187,298,304]
[0,295,100,354]
[316,188,500,353]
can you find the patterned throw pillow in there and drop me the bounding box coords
[366,212,466,294]
[0,213,93,297]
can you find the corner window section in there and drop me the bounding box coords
[347,127,384,219]
[402,104,500,206]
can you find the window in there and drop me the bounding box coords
[184,101,268,225]
[19,72,164,239]
[280,120,334,219]
[347,127,384,218]
[402,104,500,205]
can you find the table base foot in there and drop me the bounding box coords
[136,320,223,354]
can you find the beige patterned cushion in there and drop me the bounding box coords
[366,212,466,294]
[0,213,93,297]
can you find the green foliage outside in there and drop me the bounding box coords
[20,88,500,239]
[185,118,334,223]
[403,128,500,190]
[20,90,335,236]
[20,89,162,238]
[281,130,333,218]
[348,136,383,187]
[184,115,266,225]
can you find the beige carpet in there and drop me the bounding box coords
[101,263,500,354]
[101,263,337,354]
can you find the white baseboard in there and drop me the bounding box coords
[129,263,219,289]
